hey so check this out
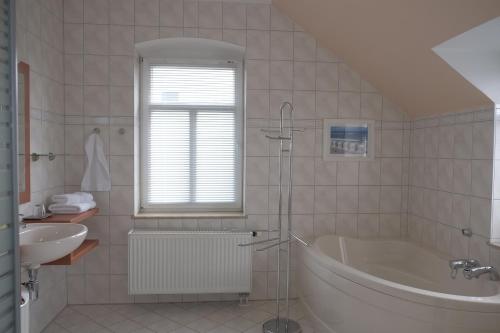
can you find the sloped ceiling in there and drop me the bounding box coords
[273,0,500,118]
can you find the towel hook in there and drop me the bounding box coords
[92,128,100,134]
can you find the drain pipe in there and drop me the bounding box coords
[22,266,39,301]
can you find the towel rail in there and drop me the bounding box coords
[31,152,55,161]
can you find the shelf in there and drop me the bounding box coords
[43,239,99,265]
[25,208,99,224]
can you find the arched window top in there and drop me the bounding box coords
[136,38,245,62]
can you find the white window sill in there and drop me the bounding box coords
[134,211,246,219]
[488,241,500,249]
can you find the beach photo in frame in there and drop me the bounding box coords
[323,119,375,161]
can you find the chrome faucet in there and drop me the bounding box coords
[18,214,26,229]
[463,266,500,281]
[449,259,480,279]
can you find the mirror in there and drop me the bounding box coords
[18,61,30,204]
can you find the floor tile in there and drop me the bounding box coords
[186,317,220,333]
[42,300,314,333]
[147,318,182,333]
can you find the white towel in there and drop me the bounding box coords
[52,192,94,204]
[48,201,96,214]
[81,133,111,191]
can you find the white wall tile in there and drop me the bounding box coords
[64,0,84,23]
[293,61,315,90]
[472,121,494,159]
[454,123,473,159]
[336,186,358,213]
[293,32,315,61]
[438,125,454,158]
[338,92,360,119]
[109,186,134,215]
[470,197,491,238]
[379,214,400,237]
[315,62,338,92]
[222,29,245,47]
[84,24,108,55]
[314,186,336,214]
[135,26,160,42]
[359,160,380,185]
[380,186,401,213]
[84,85,109,116]
[110,0,134,25]
[247,60,269,89]
[222,2,245,29]
[361,93,382,120]
[109,25,134,56]
[84,0,109,24]
[270,5,292,31]
[471,159,493,198]
[315,92,338,118]
[358,214,379,238]
[84,55,108,85]
[339,64,360,92]
[335,213,357,237]
[437,158,453,192]
[269,61,292,90]
[64,23,83,54]
[270,31,292,61]
[358,186,379,213]
[246,4,269,30]
[291,186,314,214]
[135,0,159,26]
[453,159,471,195]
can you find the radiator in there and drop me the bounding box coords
[128,230,253,295]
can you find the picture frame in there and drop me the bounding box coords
[322,119,375,161]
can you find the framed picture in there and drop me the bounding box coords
[323,119,375,161]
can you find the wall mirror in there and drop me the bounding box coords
[18,61,30,204]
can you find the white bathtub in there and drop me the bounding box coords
[298,235,500,333]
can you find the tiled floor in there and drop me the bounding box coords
[42,300,315,333]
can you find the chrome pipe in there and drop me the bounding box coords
[237,237,280,247]
[265,134,291,140]
[283,102,294,331]
[289,231,311,247]
[256,239,290,252]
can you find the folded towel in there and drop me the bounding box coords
[48,201,96,214]
[52,192,94,204]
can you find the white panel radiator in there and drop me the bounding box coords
[128,230,253,294]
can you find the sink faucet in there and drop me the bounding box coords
[463,266,500,281]
[449,259,480,279]
[18,214,26,229]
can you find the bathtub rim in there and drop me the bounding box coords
[303,234,500,313]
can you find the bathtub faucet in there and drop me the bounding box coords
[463,266,500,281]
[449,259,480,279]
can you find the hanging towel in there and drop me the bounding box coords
[49,201,96,214]
[81,133,111,191]
[52,192,94,204]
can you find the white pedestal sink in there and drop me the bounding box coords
[19,223,88,269]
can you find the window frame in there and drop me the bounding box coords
[140,57,245,214]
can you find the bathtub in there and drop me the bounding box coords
[298,235,500,333]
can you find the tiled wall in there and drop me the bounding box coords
[61,0,410,304]
[16,0,67,332]
[408,107,500,266]
[492,106,500,244]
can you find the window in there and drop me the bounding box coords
[141,59,244,213]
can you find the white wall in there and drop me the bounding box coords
[61,0,410,304]
[408,107,499,265]
[16,0,67,332]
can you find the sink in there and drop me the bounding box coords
[19,223,88,268]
